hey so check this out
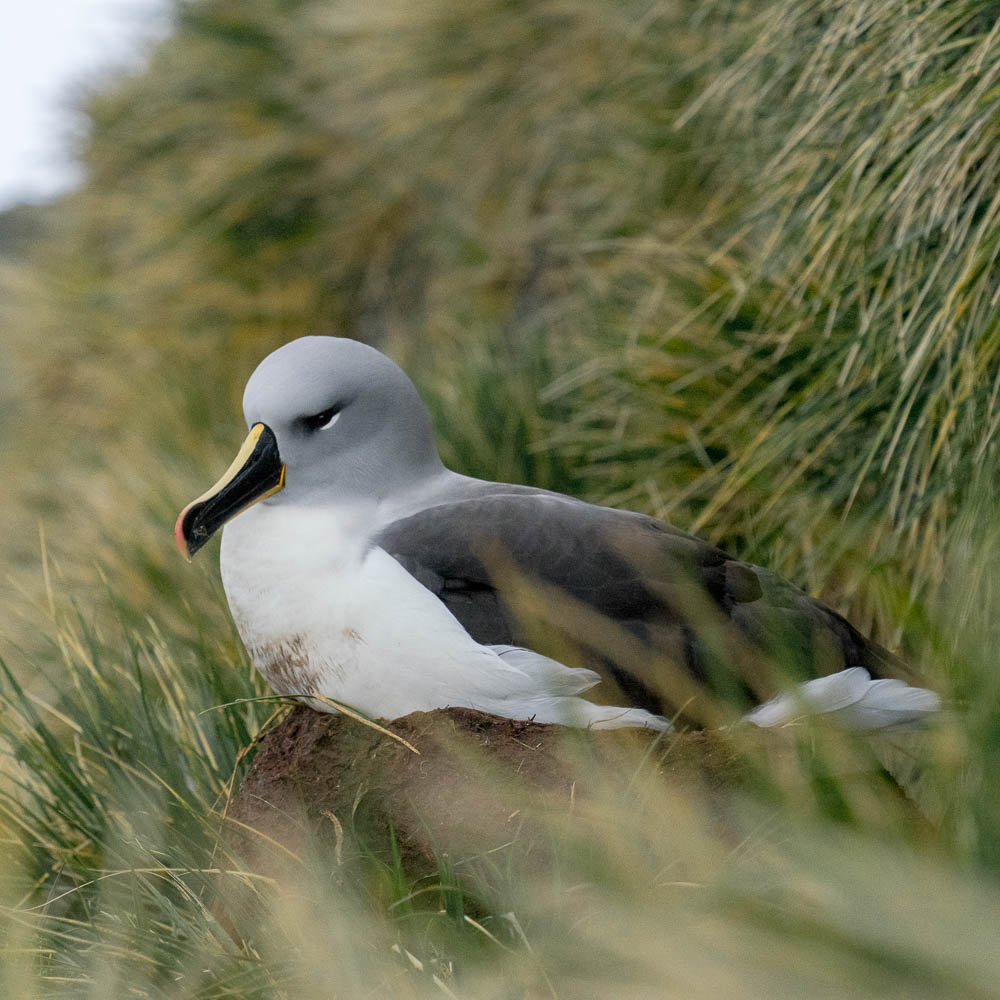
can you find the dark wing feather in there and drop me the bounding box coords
[375,492,906,717]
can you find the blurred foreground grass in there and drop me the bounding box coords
[0,527,998,998]
[4,0,1000,994]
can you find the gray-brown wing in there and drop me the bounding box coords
[374,493,905,716]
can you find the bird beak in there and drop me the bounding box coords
[174,422,286,560]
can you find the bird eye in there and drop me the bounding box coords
[301,405,342,432]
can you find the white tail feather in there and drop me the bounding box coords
[485,650,937,733]
[485,645,670,730]
[744,667,940,730]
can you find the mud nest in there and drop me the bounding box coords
[225,704,936,885]
[227,708,754,873]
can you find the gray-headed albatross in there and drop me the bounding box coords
[175,336,938,730]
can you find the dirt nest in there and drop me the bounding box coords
[224,707,752,877]
[223,706,933,892]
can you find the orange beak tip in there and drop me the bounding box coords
[174,506,194,561]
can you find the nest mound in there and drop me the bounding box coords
[223,706,931,894]
[226,707,751,876]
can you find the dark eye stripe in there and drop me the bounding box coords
[301,405,342,432]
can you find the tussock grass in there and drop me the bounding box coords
[0,566,998,998]
[3,0,1000,993]
[560,0,1000,641]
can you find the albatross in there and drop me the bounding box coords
[175,336,938,730]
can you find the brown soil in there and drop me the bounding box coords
[226,707,765,881]
[223,706,934,889]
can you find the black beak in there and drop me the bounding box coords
[175,422,285,559]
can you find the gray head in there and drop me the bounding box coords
[243,336,444,503]
[175,337,444,556]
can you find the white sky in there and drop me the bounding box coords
[0,0,169,208]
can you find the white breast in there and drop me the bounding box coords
[220,503,367,698]
[218,501,523,712]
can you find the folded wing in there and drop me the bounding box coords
[376,490,913,720]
